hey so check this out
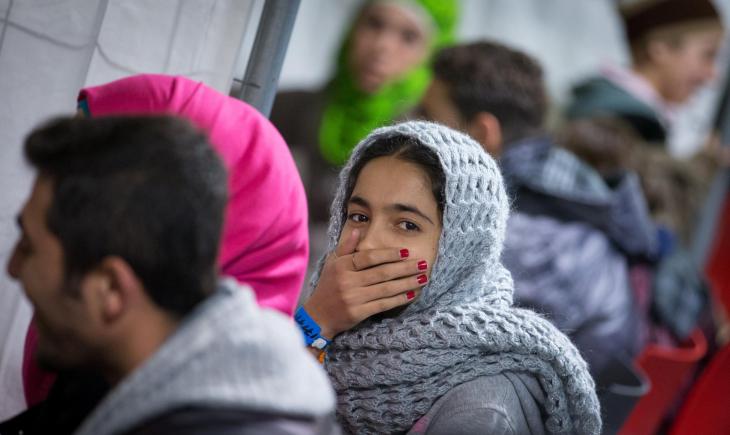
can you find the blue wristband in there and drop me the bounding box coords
[294,307,331,350]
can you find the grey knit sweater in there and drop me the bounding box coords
[311,121,602,434]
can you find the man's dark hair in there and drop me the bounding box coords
[432,40,547,145]
[24,116,228,317]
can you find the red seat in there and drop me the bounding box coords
[670,344,730,435]
[619,328,708,435]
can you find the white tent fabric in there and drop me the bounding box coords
[0,0,260,419]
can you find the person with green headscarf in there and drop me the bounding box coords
[271,0,457,225]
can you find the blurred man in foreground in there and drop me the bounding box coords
[2,116,334,435]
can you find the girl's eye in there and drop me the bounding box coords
[398,221,420,231]
[348,213,368,223]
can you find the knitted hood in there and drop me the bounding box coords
[75,279,335,435]
[312,121,602,434]
[79,74,308,316]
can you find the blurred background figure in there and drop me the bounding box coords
[559,117,633,180]
[567,0,725,243]
[416,40,657,378]
[568,0,724,144]
[567,0,726,359]
[271,0,458,233]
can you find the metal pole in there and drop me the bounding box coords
[691,170,729,267]
[234,0,300,117]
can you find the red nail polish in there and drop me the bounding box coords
[406,290,415,300]
[417,274,428,284]
[400,249,409,258]
[418,260,428,270]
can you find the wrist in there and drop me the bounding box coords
[302,301,336,339]
[294,306,332,350]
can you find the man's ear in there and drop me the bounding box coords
[467,112,503,157]
[83,257,143,325]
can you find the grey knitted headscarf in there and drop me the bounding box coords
[311,121,602,434]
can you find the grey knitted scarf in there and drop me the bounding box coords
[310,121,602,434]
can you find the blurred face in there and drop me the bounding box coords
[340,156,441,279]
[349,2,432,93]
[650,27,723,103]
[7,176,98,371]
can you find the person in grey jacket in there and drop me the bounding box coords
[2,116,335,435]
[415,41,657,377]
[297,121,602,434]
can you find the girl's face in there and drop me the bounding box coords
[340,155,441,279]
[348,2,431,94]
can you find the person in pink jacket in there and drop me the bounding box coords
[22,74,309,407]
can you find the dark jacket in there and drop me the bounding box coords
[0,370,108,435]
[566,77,667,143]
[566,75,717,242]
[123,407,336,435]
[271,90,327,154]
[0,389,329,435]
[270,89,336,224]
[500,137,657,376]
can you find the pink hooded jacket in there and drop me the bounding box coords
[23,74,308,406]
[78,74,309,313]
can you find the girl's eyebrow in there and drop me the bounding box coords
[390,203,434,225]
[350,195,435,225]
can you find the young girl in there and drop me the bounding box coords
[299,121,602,434]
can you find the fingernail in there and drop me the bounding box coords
[418,260,428,270]
[400,249,409,258]
[406,290,415,300]
[417,274,428,284]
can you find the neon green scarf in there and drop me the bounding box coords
[319,0,458,165]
